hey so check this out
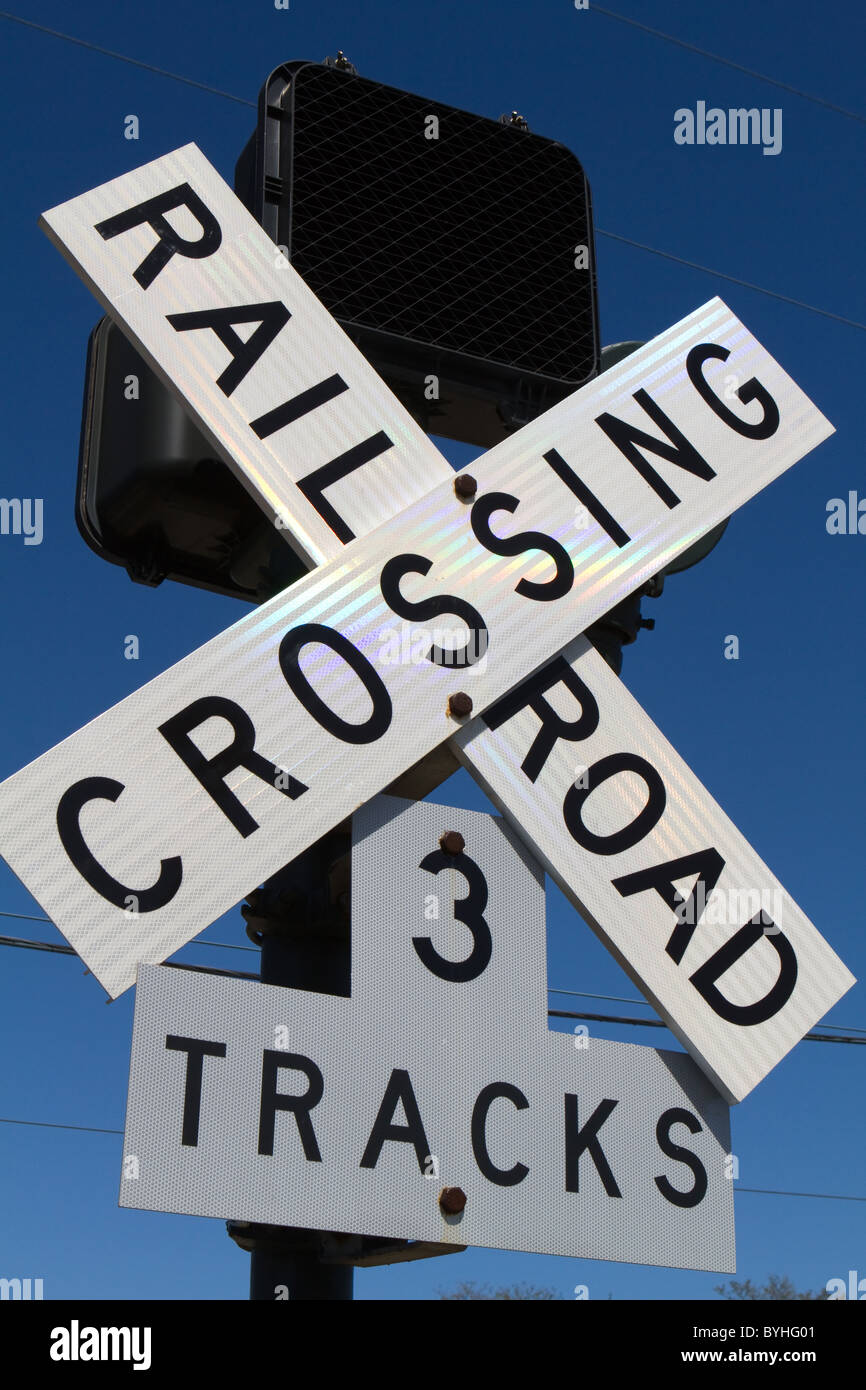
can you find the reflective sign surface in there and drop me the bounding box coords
[121,797,735,1270]
[456,636,855,1104]
[0,286,835,998]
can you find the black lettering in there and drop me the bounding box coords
[563,752,666,855]
[543,448,631,548]
[258,1051,324,1159]
[251,376,351,441]
[279,624,392,743]
[595,392,716,509]
[380,554,488,668]
[359,1069,431,1174]
[470,492,573,600]
[165,1036,227,1147]
[564,1095,621,1196]
[413,851,492,983]
[165,302,290,396]
[483,656,599,783]
[612,848,726,964]
[690,918,798,1024]
[94,183,221,289]
[471,1082,529,1186]
[56,776,182,910]
[159,696,307,838]
[292,432,394,544]
[686,343,780,440]
[654,1107,708,1208]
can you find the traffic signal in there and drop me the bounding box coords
[71,55,729,676]
[77,316,308,602]
[234,58,600,445]
[75,57,600,603]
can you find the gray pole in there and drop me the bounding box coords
[227,830,354,1301]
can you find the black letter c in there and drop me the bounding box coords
[56,776,182,910]
[471,1082,530,1186]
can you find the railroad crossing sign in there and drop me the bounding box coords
[0,146,853,1107]
[455,635,854,1103]
[120,796,735,1271]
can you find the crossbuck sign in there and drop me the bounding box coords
[0,146,853,1107]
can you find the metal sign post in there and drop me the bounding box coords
[229,830,355,1300]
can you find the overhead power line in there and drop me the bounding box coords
[0,909,260,950]
[593,6,866,124]
[548,987,866,1037]
[0,931,73,955]
[0,1116,123,1136]
[736,1186,866,1203]
[8,915,866,1019]
[0,1114,862,1203]
[4,8,861,127]
[0,11,858,333]
[549,1007,866,1046]
[596,230,866,333]
[1,931,864,1044]
[0,11,255,106]
[0,908,55,926]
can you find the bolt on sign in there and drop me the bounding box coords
[0,147,852,1107]
[120,796,735,1271]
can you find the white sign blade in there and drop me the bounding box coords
[120,798,735,1271]
[39,145,449,570]
[454,637,856,1105]
[0,297,833,998]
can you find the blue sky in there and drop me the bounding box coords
[0,0,863,1300]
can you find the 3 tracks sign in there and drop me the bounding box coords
[121,797,735,1270]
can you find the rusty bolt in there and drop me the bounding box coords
[439,830,465,856]
[447,691,473,719]
[454,473,478,500]
[439,1186,467,1215]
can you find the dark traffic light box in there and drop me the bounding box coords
[77,60,599,601]
[234,60,599,444]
